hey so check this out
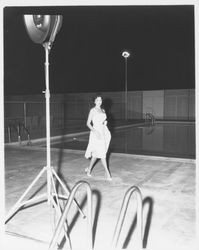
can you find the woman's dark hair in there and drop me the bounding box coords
[92,93,103,103]
[90,93,104,108]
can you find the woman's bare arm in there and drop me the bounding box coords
[86,109,94,131]
[86,109,101,138]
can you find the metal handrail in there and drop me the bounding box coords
[7,122,31,145]
[49,181,93,250]
[7,124,21,144]
[19,123,31,145]
[111,186,143,250]
[145,113,155,125]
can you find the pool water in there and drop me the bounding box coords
[51,123,195,159]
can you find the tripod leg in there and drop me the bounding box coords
[50,172,72,249]
[52,168,85,218]
[50,196,72,250]
[5,166,47,223]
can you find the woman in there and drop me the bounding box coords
[85,94,112,181]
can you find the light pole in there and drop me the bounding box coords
[122,50,130,120]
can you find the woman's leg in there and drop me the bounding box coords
[86,156,97,176]
[101,158,112,180]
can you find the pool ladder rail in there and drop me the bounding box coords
[145,113,155,126]
[7,122,31,145]
[111,186,143,250]
[49,181,93,250]
[49,183,144,250]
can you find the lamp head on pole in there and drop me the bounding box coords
[122,51,130,58]
[23,15,63,45]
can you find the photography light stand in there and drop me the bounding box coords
[5,15,85,248]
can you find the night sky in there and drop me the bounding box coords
[4,5,195,95]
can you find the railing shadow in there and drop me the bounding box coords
[122,196,154,249]
[143,197,154,248]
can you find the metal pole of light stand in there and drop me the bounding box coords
[43,42,52,204]
[43,42,73,248]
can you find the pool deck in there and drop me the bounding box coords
[3,144,197,250]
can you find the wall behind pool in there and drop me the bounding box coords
[4,89,195,141]
[142,89,195,120]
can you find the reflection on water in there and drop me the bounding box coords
[111,123,195,158]
[51,123,195,159]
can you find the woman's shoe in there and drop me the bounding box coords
[85,167,92,177]
[87,172,92,177]
[107,176,112,181]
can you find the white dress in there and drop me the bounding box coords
[85,108,111,159]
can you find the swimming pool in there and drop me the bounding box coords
[50,122,195,159]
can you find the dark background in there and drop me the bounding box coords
[4,5,195,95]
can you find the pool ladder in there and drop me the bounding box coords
[7,123,31,145]
[49,183,143,250]
[111,186,143,250]
[49,181,93,250]
[145,113,155,126]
